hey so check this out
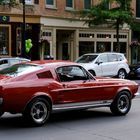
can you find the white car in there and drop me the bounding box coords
[75,52,130,79]
[0,57,30,70]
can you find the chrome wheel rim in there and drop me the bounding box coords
[118,95,129,113]
[118,71,125,79]
[31,101,48,124]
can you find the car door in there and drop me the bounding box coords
[55,65,112,105]
[107,53,119,76]
[96,54,109,76]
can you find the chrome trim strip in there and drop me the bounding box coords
[0,98,3,105]
[52,100,112,112]
[134,92,140,96]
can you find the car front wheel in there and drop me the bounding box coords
[110,91,131,115]
[23,98,51,126]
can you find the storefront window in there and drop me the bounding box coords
[79,42,94,56]
[113,42,126,54]
[42,40,50,60]
[130,41,140,64]
[97,42,111,52]
[0,26,9,55]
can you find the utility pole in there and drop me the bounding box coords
[22,0,26,58]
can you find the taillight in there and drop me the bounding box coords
[125,59,128,64]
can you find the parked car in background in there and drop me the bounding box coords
[75,52,130,79]
[0,60,138,126]
[0,57,30,70]
[128,63,140,79]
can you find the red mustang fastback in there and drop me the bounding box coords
[0,60,139,126]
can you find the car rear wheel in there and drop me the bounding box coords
[88,70,96,76]
[110,91,131,115]
[23,98,51,126]
[117,69,126,79]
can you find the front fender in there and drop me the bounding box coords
[113,86,131,100]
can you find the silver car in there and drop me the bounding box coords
[0,57,30,70]
[75,52,130,79]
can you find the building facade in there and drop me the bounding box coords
[0,0,137,63]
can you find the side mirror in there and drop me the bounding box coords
[95,61,103,65]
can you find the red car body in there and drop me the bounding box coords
[0,60,139,126]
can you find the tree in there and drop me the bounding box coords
[0,0,17,7]
[80,0,133,51]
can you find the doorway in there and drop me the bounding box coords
[62,43,69,60]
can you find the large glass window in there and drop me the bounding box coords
[97,42,111,52]
[113,42,126,54]
[136,0,140,17]
[79,42,94,56]
[46,0,54,5]
[103,1,109,10]
[84,0,91,9]
[0,26,10,56]
[66,0,73,9]
[46,0,56,8]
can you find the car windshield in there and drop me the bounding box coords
[0,63,43,77]
[76,55,98,63]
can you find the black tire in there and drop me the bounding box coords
[88,70,96,76]
[110,91,131,116]
[117,69,126,79]
[23,98,51,126]
[0,110,4,117]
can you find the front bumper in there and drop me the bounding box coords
[0,98,3,105]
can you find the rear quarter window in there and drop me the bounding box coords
[117,54,125,61]
[37,71,53,79]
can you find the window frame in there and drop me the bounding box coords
[25,0,34,5]
[45,0,56,9]
[84,0,91,10]
[136,0,140,18]
[65,0,74,11]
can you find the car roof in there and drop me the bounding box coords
[0,57,30,61]
[82,52,124,55]
[26,60,79,68]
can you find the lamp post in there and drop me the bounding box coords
[21,0,26,58]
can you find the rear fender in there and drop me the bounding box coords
[23,92,53,112]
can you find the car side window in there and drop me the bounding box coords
[108,54,118,62]
[117,54,124,61]
[9,59,20,65]
[98,54,108,63]
[37,71,53,79]
[0,60,8,65]
[56,66,89,82]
